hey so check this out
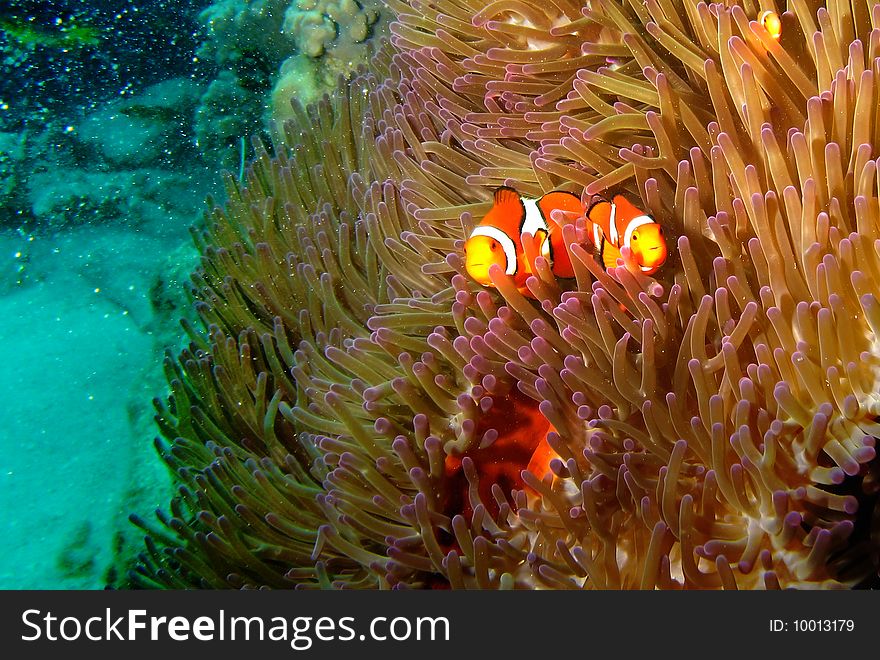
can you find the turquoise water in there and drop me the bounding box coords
[0,0,385,589]
[0,0,218,588]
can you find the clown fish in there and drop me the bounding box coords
[586,194,668,275]
[441,388,557,523]
[759,10,782,40]
[464,187,580,294]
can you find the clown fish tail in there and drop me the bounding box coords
[538,191,583,221]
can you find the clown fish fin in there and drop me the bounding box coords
[534,228,550,260]
[527,437,556,482]
[493,186,523,210]
[486,186,525,231]
[526,423,560,484]
[602,240,620,270]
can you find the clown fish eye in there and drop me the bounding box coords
[632,232,639,241]
[491,240,498,250]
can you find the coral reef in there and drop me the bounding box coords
[133,0,880,589]
[193,70,268,172]
[198,0,383,70]
[195,0,388,162]
[283,0,380,58]
[78,78,204,168]
[7,77,212,236]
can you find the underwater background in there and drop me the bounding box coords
[3,0,880,590]
[0,0,384,588]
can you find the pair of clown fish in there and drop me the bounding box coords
[464,187,668,293]
[462,9,785,292]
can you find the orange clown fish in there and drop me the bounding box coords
[759,10,782,40]
[586,194,668,275]
[441,388,557,523]
[464,186,580,295]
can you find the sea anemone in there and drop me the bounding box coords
[132,0,880,589]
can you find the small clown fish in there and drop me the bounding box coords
[586,194,668,275]
[464,186,580,294]
[759,10,782,40]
